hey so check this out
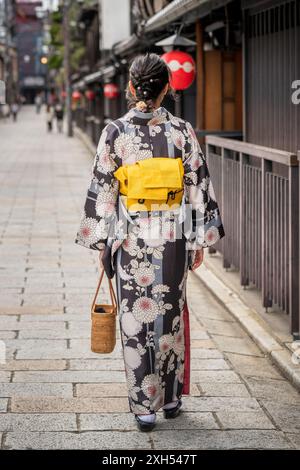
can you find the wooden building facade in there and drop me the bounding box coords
[244,0,300,153]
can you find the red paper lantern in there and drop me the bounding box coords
[161,50,196,90]
[61,90,67,99]
[72,90,82,100]
[85,90,95,100]
[104,83,119,99]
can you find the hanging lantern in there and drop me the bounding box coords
[161,50,196,90]
[72,90,82,100]
[61,90,67,99]
[104,83,119,99]
[85,89,95,100]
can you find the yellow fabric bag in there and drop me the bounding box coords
[114,157,184,211]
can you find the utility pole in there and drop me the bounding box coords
[63,0,73,137]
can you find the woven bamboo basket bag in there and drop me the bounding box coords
[91,268,117,353]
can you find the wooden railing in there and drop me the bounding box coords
[206,135,299,339]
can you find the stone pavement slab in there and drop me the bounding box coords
[0,383,73,398]
[12,370,126,383]
[0,413,77,432]
[225,352,284,380]
[198,382,251,397]
[3,431,152,450]
[79,412,219,431]
[150,429,293,449]
[10,397,131,413]
[260,401,300,433]
[183,396,261,412]
[211,334,263,357]
[0,360,67,371]
[243,376,300,403]
[216,411,275,430]
[75,383,128,397]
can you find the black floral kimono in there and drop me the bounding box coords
[75,105,224,415]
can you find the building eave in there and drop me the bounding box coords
[113,0,233,57]
[73,64,117,88]
[75,0,235,87]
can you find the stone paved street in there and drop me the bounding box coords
[0,107,299,450]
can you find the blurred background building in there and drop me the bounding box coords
[15,0,49,103]
[72,0,242,144]
[0,0,18,106]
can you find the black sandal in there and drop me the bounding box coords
[134,414,156,432]
[163,399,183,419]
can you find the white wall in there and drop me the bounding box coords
[99,0,131,51]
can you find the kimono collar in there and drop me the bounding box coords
[123,105,170,125]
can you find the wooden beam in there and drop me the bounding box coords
[195,19,204,131]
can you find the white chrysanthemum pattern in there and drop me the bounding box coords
[132,297,159,324]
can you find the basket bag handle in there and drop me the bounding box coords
[91,267,117,314]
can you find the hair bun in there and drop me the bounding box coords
[136,100,148,111]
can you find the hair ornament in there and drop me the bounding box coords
[136,100,148,111]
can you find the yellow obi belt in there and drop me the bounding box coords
[114,157,184,212]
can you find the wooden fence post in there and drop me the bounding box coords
[289,162,299,338]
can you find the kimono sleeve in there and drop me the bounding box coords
[75,122,121,251]
[182,121,225,249]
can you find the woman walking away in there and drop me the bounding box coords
[54,102,64,133]
[35,93,42,114]
[45,104,54,132]
[75,53,225,432]
[11,102,19,122]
